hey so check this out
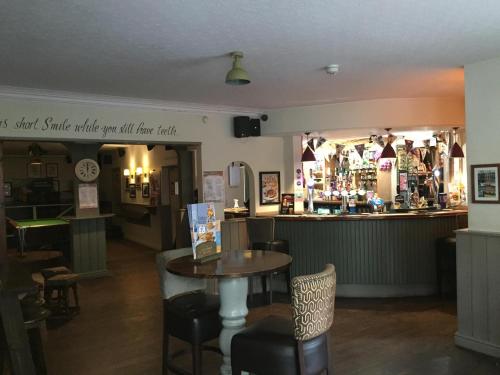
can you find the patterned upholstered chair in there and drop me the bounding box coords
[156,248,222,375]
[231,264,336,375]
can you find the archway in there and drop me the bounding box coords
[225,161,256,217]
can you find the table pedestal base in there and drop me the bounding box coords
[218,277,248,375]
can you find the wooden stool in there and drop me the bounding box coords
[44,273,80,318]
[41,266,71,280]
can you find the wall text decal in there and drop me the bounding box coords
[0,116,177,139]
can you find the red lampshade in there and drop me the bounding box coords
[380,143,396,159]
[450,142,464,158]
[301,146,316,162]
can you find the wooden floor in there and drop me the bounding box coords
[42,239,500,375]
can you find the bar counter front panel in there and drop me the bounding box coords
[274,210,467,297]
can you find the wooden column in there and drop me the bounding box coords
[0,141,6,263]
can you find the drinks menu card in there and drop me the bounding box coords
[187,203,222,261]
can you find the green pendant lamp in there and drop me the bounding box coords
[225,51,251,85]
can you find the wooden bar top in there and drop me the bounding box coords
[275,208,468,221]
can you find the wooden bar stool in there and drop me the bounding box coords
[42,268,80,318]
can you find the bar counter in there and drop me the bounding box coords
[274,209,467,297]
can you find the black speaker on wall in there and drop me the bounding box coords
[234,116,250,138]
[249,119,261,136]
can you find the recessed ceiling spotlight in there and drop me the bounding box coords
[325,64,339,75]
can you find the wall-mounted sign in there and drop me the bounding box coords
[78,183,98,209]
[203,171,225,203]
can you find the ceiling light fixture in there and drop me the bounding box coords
[380,128,397,159]
[301,132,316,162]
[225,51,250,85]
[449,127,465,158]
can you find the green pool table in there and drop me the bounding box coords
[8,218,69,256]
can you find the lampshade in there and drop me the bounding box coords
[123,169,130,177]
[225,51,250,85]
[136,167,143,176]
[449,127,464,158]
[301,146,316,162]
[450,142,465,158]
[380,128,397,159]
[380,143,396,159]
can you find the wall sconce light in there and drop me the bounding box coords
[123,168,130,188]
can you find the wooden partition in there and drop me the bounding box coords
[0,142,6,262]
[221,218,248,251]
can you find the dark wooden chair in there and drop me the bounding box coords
[231,264,336,375]
[1,293,51,375]
[156,248,222,375]
[251,240,291,304]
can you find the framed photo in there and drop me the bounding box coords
[46,163,58,177]
[142,182,150,198]
[3,182,12,198]
[259,171,281,205]
[27,163,42,178]
[129,184,136,198]
[52,179,60,192]
[471,164,500,203]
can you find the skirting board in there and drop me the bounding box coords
[336,284,437,298]
[455,333,500,358]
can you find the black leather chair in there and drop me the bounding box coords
[251,240,291,304]
[156,248,222,375]
[231,264,336,375]
[436,236,457,298]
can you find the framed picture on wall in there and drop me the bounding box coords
[259,171,281,205]
[142,183,150,198]
[27,163,42,178]
[129,184,136,198]
[52,179,60,192]
[46,163,58,177]
[471,164,500,203]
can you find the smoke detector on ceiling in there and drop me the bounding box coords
[325,64,339,75]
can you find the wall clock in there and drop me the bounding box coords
[74,158,100,182]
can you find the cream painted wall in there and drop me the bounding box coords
[465,57,500,232]
[265,97,464,135]
[0,95,285,217]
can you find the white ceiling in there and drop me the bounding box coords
[1,1,500,109]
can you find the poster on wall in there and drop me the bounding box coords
[203,171,225,203]
[78,183,98,209]
[259,171,281,205]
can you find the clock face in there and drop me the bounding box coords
[75,158,100,182]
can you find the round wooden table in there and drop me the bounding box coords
[167,250,292,375]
